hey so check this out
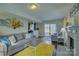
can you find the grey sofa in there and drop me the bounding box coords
[7,33,32,56]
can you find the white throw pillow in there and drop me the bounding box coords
[9,35,16,45]
[25,33,31,39]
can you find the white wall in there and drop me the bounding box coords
[0,19,28,35]
[38,23,44,36]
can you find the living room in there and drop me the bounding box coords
[0,3,78,56]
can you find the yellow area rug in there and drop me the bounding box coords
[15,43,55,56]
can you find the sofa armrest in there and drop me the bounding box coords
[0,42,7,56]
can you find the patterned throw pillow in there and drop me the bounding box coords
[8,35,17,45]
[0,36,11,47]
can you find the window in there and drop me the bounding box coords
[45,24,50,36]
[44,24,56,36]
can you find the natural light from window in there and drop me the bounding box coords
[44,24,56,36]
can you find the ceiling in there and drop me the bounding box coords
[0,3,74,22]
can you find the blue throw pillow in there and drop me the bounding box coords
[0,36,11,47]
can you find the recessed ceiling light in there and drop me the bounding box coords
[28,3,39,10]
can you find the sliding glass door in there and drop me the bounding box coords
[45,24,50,36]
[44,24,56,36]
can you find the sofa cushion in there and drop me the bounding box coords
[14,33,25,42]
[25,33,32,39]
[9,35,17,45]
[8,39,29,52]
